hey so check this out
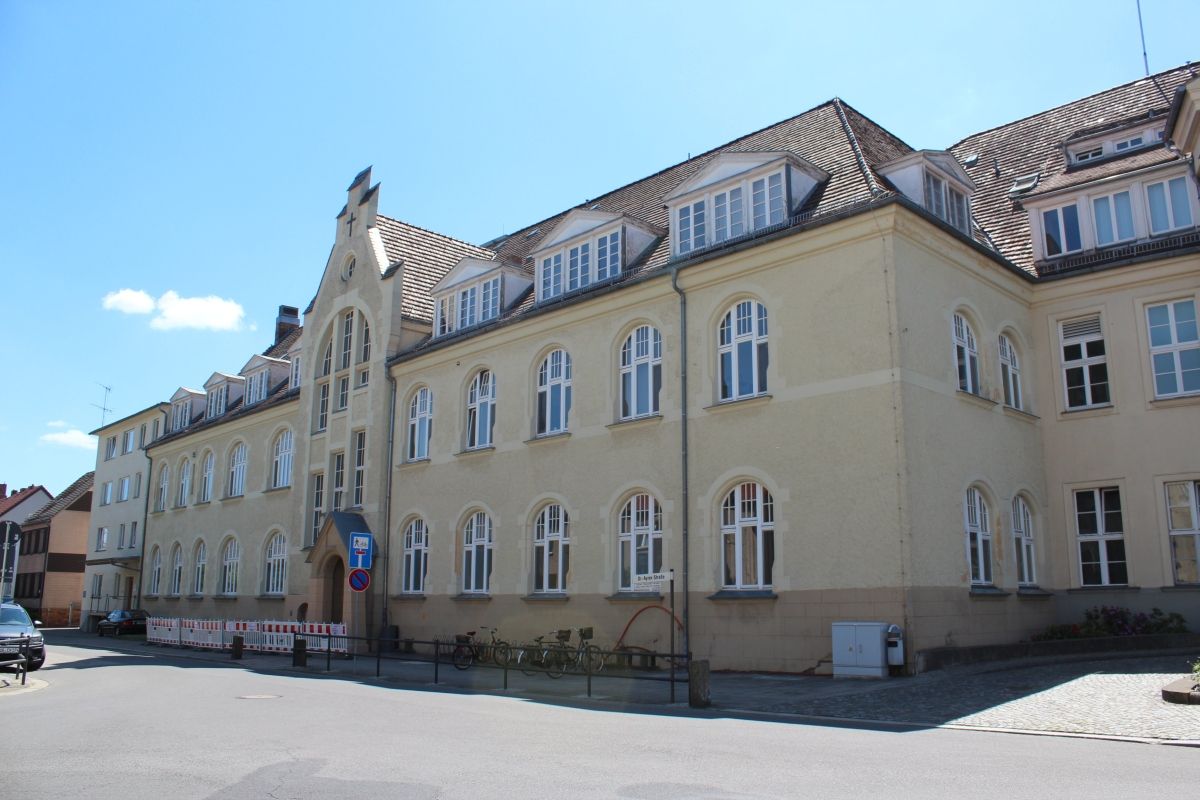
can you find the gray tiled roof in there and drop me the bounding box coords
[23,472,93,526]
[375,216,495,323]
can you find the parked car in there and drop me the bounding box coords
[96,609,148,637]
[0,602,45,671]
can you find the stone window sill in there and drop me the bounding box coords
[523,593,569,602]
[213,595,239,602]
[185,594,204,601]
[1066,585,1141,593]
[1016,586,1053,598]
[455,446,495,458]
[1161,584,1200,591]
[606,591,663,601]
[524,432,571,446]
[1059,403,1116,420]
[398,457,431,469]
[1001,406,1040,423]
[607,414,663,431]
[1148,393,1200,410]
[263,485,291,494]
[256,594,285,601]
[707,589,777,600]
[969,585,1010,598]
[956,390,998,409]
[452,593,491,601]
[390,593,427,602]
[703,394,772,414]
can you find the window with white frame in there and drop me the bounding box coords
[461,511,493,594]
[122,429,136,454]
[321,340,333,377]
[407,387,432,460]
[1072,145,1104,163]
[271,430,293,489]
[1146,176,1194,234]
[169,544,183,595]
[436,278,504,337]
[924,170,969,233]
[402,519,428,594]
[718,300,768,401]
[533,503,570,593]
[358,318,371,386]
[352,431,366,507]
[336,376,349,410]
[1041,203,1082,257]
[316,382,329,430]
[206,384,227,418]
[1114,134,1144,152]
[436,296,453,336]
[176,459,191,507]
[1146,299,1199,398]
[105,436,117,460]
[536,349,572,435]
[220,538,240,595]
[331,452,345,511]
[310,473,324,544]
[290,355,302,390]
[263,532,286,595]
[567,242,591,292]
[720,482,775,589]
[130,521,138,548]
[1013,495,1036,586]
[340,310,354,370]
[620,325,662,419]
[172,399,191,432]
[245,371,268,406]
[101,481,113,505]
[133,471,141,499]
[538,231,622,302]
[118,475,130,502]
[1075,487,1127,586]
[676,200,707,255]
[96,526,109,551]
[466,370,496,449]
[712,186,745,243]
[595,231,621,281]
[676,170,791,257]
[155,466,169,512]
[1061,316,1110,409]
[228,443,247,497]
[539,252,564,300]
[999,334,1022,409]
[1165,480,1200,585]
[148,547,161,595]
[193,541,206,595]
[117,524,125,548]
[199,451,214,502]
[964,487,993,585]
[1092,190,1135,246]
[458,285,478,328]
[618,493,663,591]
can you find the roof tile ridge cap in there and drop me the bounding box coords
[949,62,1198,150]
[832,98,884,197]
[375,214,496,256]
[835,98,918,154]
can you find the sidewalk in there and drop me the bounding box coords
[28,629,1200,744]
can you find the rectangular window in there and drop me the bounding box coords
[133,472,141,499]
[332,453,345,511]
[1114,135,1143,152]
[924,171,946,220]
[436,296,453,336]
[101,481,113,506]
[458,286,477,328]
[341,311,354,370]
[96,527,108,551]
[118,523,126,549]
[595,231,621,280]
[291,356,302,390]
[751,172,785,230]
[480,277,500,322]
[947,186,968,232]
[1146,177,1193,234]
[352,431,366,507]
[540,253,563,300]
[1042,204,1082,256]
[676,200,706,255]
[1092,191,1135,246]
[713,187,744,243]
[311,473,325,545]
[1075,487,1127,586]
[337,376,349,410]
[139,423,147,448]
[130,521,138,548]
[1146,299,1200,397]
[1060,315,1110,409]
[1073,145,1104,163]
[118,476,130,502]
[1165,481,1200,585]
[317,382,329,430]
[567,242,591,291]
[105,436,117,460]
[122,429,135,454]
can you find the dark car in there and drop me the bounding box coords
[0,602,45,671]
[96,609,148,637]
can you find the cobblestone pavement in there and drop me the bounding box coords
[733,654,1200,741]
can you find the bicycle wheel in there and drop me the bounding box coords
[474,643,490,665]
[584,644,605,673]
[452,644,473,671]
[518,646,539,676]
[545,646,567,679]
[492,641,512,667]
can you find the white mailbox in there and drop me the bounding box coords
[832,621,889,678]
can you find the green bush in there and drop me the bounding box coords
[1031,606,1187,642]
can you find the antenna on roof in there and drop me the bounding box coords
[1136,0,1150,76]
[92,383,113,427]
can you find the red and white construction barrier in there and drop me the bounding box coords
[146,617,348,655]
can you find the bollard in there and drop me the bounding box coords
[688,659,710,708]
[231,634,244,660]
[292,636,307,668]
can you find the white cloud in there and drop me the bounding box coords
[46,420,68,429]
[102,288,245,332]
[150,291,245,331]
[102,288,155,314]
[40,429,97,450]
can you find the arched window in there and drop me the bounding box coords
[964,487,993,585]
[718,300,768,401]
[147,547,162,595]
[155,466,169,512]
[462,511,493,594]
[402,519,429,594]
[320,339,333,377]
[228,443,247,497]
[192,541,207,595]
[1013,496,1036,586]
[533,504,570,593]
[466,370,496,449]
[220,539,240,595]
[720,482,774,589]
[407,387,433,460]
[619,493,662,591]
[272,430,293,489]
[953,313,980,395]
[536,349,572,435]
[177,459,191,508]
[263,532,286,595]
[340,310,354,371]
[620,326,662,419]
[169,544,183,595]
[199,451,214,503]
[999,334,1023,410]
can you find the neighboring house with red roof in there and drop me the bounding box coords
[14,472,93,626]
[131,66,1198,673]
[0,484,53,525]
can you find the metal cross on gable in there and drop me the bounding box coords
[345,211,357,237]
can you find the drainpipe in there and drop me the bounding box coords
[136,448,152,610]
[670,266,691,661]
[380,370,398,638]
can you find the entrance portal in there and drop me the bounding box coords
[327,558,345,623]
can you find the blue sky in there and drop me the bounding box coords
[1,0,1196,496]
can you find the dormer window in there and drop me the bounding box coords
[675,171,787,256]
[1042,203,1083,256]
[435,275,502,336]
[1073,146,1104,164]
[245,370,269,406]
[1113,135,1143,152]
[924,169,969,232]
[538,228,622,300]
[171,400,191,432]
[205,385,227,419]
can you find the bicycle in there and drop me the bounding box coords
[517,630,569,679]
[562,626,605,674]
[450,626,513,670]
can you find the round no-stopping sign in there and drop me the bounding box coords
[348,568,370,592]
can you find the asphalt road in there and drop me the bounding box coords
[7,644,1197,799]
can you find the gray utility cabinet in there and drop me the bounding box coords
[832,621,888,678]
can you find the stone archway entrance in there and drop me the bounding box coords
[327,557,345,624]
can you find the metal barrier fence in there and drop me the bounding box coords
[0,635,33,686]
[147,617,349,655]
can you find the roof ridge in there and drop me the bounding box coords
[835,98,918,154]
[376,214,495,256]
[949,62,1197,149]
[832,98,885,197]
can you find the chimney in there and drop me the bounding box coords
[0,484,6,498]
[275,305,300,345]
